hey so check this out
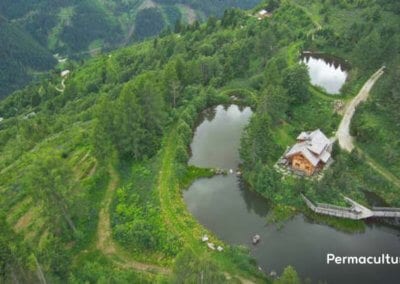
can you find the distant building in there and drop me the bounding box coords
[257,9,272,20]
[61,70,70,77]
[285,129,333,176]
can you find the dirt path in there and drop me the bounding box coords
[96,166,118,254]
[55,78,66,93]
[336,67,385,152]
[96,165,171,275]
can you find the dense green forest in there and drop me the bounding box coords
[0,0,399,282]
[0,0,260,98]
[0,16,56,98]
[239,0,400,224]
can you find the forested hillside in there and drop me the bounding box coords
[0,0,399,282]
[0,17,56,98]
[239,0,400,225]
[0,0,260,98]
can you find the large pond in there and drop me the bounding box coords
[184,104,400,284]
[301,52,348,94]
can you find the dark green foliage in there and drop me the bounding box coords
[352,64,400,179]
[156,0,260,17]
[176,142,190,163]
[274,266,301,284]
[163,58,184,107]
[70,251,153,283]
[0,213,34,283]
[353,30,382,71]
[37,235,72,280]
[254,164,283,200]
[0,0,263,98]
[0,0,48,19]
[1,0,399,279]
[221,9,248,28]
[112,162,180,256]
[261,85,288,125]
[134,8,165,41]
[172,248,227,283]
[94,72,166,160]
[241,112,277,167]
[283,64,311,105]
[163,5,182,26]
[177,119,193,144]
[24,154,78,236]
[60,1,122,53]
[0,18,56,98]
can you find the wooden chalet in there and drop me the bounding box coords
[285,129,332,176]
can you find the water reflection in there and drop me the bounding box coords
[239,180,270,217]
[188,105,252,169]
[184,104,400,284]
[203,107,217,122]
[301,53,348,94]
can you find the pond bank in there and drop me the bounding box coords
[184,104,400,283]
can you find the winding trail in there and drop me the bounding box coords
[55,78,66,93]
[336,67,385,152]
[96,165,171,275]
[334,67,400,189]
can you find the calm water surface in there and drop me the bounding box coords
[301,53,348,94]
[184,105,400,284]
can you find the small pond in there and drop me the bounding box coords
[301,52,349,94]
[184,104,400,284]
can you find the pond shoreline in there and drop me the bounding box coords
[184,104,400,283]
[301,51,349,94]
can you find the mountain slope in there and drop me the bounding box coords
[0,16,56,99]
[0,0,261,98]
[1,0,399,282]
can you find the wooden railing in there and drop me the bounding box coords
[302,194,400,220]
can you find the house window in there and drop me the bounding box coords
[295,162,300,167]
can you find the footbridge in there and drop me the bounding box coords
[302,194,400,220]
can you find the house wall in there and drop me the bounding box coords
[291,154,315,176]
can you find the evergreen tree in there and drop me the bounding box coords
[24,154,78,235]
[283,64,310,105]
[275,266,301,284]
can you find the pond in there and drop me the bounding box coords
[184,104,400,284]
[301,52,349,94]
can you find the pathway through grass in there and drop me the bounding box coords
[96,165,171,275]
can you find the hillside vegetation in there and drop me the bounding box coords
[240,0,400,226]
[0,17,56,99]
[0,0,260,98]
[0,0,399,282]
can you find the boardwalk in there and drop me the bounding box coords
[302,194,400,220]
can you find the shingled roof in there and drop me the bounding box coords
[285,129,332,166]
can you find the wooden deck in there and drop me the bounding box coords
[302,194,400,219]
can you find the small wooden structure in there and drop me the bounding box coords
[285,129,332,176]
[302,194,400,220]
